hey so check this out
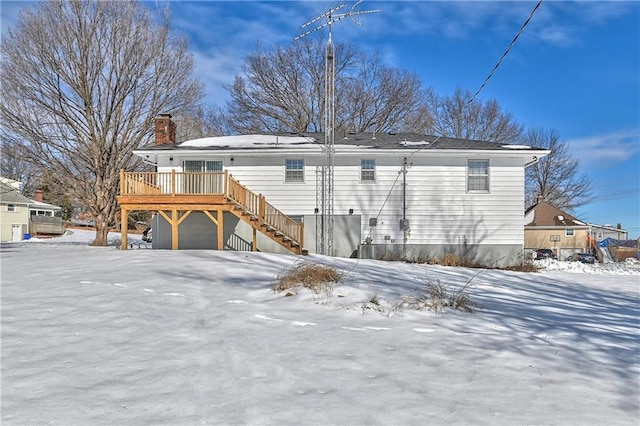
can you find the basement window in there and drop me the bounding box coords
[285,159,304,182]
[467,159,490,192]
[361,159,376,182]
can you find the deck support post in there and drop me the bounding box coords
[120,207,128,250]
[253,228,258,252]
[217,209,224,250]
[171,208,178,250]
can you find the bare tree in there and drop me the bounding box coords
[223,37,427,134]
[525,128,593,210]
[0,136,41,195]
[340,53,428,133]
[1,0,203,246]
[174,105,228,143]
[424,87,524,144]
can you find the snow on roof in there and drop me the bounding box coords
[179,134,315,148]
[501,144,532,149]
[30,200,61,210]
[397,141,430,146]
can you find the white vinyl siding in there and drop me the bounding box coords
[164,153,527,247]
[360,159,375,182]
[285,159,304,183]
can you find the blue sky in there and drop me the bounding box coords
[2,1,639,238]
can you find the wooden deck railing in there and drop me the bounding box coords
[120,170,303,248]
[120,170,225,196]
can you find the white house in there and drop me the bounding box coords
[588,223,628,242]
[122,115,550,266]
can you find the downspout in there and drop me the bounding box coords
[402,157,408,259]
[524,155,539,168]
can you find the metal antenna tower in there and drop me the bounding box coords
[295,0,379,256]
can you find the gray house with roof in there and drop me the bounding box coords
[1,178,62,241]
[126,115,551,266]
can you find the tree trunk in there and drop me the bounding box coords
[90,215,110,246]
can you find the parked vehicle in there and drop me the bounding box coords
[142,226,152,243]
[534,249,557,260]
[565,253,596,264]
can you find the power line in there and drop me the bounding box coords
[467,0,544,106]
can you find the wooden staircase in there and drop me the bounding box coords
[118,170,305,255]
[225,174,305,255]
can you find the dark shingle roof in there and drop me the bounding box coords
[0,181,32,204]
[138,132,542,151]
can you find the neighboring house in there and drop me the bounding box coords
[118,114,550,266]
[524,199,592,260]
[0,178,63,241]
[588,223,628,242]
[0,178,32,242]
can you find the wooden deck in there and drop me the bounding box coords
[117,170,305,254]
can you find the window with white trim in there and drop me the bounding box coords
[7,204,16,212]
[467,159,489,192]
[566,228,574,236]
[184,160,222,173]
[183,160,223,193]
[285,159,304,182]
[361,159,375,182]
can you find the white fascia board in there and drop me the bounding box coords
[525,225,591,230]
[134,146,553,160]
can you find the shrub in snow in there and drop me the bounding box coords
[504,252,539,272]
[272,261,343,296]
[359,294,388,314]
[440,253,460,267]
[400,275,482,313]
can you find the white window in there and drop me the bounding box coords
[566,228,574,236]
[7,204,16,212]
[361,159,375,182]
[183,160,222,173]
[285,159,304,182]
[467,159,489,192]
[183,160,223,193]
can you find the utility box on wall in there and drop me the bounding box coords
[304,214,361,258]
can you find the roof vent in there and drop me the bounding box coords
[557,215,564,221]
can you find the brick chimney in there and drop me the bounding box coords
[155,114,176,145]
[34,189,44,203]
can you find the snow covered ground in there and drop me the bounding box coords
[2,229,639,425]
